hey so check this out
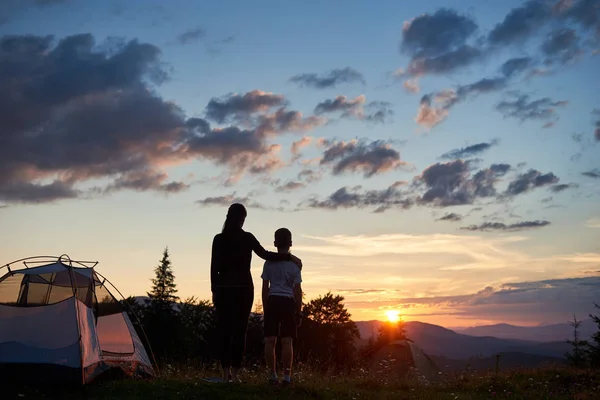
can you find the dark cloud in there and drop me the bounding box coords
[582,169,600,178]
[437,212,463,222]
[401,8,478,57]
[0,33,327,204]
[564,0,600,38]
[404,45,483,76]
[439,139,499,159]
[541,27,583,65]
[275,181,306,192]
[305,160,558,212]
[496,93,568,127]
[461,220,551,231]
[314,95,365,116]
[297,169,321,183]
[105,170,189,193]
[550,183,579,192]
[204,90,287,124]
[0,180,79,204]
[505,169,560,196]
[595,119,600,141]
[289,67,365,89]
[195,193,265,209]
[400,9,481,76]
[487,1,552,47]
[417,160,511,207]
[501,57,533,77]
[0,33,187,203]
[176,27,205,45]
[320,140,406,178]
[254,108,326,137]
[306,186,413,213]
[314,95,393,123]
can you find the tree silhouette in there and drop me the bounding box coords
[587,303,600,366]
[297,292,360,368]
[145,247,181,361]
[565,314,588,367]
[147,247,179,308]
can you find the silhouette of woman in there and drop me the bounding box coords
[210,203,302,382]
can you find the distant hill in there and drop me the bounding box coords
[354,320,572,360]
[454,320,596,342]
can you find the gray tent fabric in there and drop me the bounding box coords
[0,256,156,385]
[370,339,442,383]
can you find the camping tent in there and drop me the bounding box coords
[0,255,156,385]
[370,339,441,382]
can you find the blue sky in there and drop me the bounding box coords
[1,0,599,326]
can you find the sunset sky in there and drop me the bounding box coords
[1,0,599,328]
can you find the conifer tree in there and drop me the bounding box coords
[586,303,600,366]
[565,314,588,367]
[147,247,179,309]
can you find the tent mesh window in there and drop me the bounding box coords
[6,268,95,307]
[0,275,22,305]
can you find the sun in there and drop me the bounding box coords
[385,310,401,323]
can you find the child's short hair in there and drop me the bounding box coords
[274,228,292,247]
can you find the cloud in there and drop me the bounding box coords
[461,220,551,231]
[541,27,583,65]
[254,108,326,137]
[105,169,189,193]
[297,169,322,183]
[275,181,306,192]
[415,94,450,128]
[564,0,600,38]
[439,139,499,159]
[496,93,568,127]
[415,77,508,128]
[195,193,265,209]
[400,9,481,76]
[0,33,331,204]
[549,183,579,192]
[380,277,600,324]
[319,140,406,178]
[585,218,600,228]
[403,79,420,93]
[289,67,365,89]
[0,33,190,203]
[487,0,552,47]
[582,169,600,178]
[416,160,511,207]
[176,27,206,44]
[314,95,393,123]
[314,95,365,116]
[204,90,287,124]
[306,186,413,213]
[437,212,463,222]
[403,45,483,76]
[505,169,560,196]
[501,57,533,77]
[290,136,313,162]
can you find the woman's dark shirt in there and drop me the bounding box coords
[211,229,291,291]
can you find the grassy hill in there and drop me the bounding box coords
[4,365,598,399]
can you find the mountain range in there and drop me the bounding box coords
[354,320,582,363]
